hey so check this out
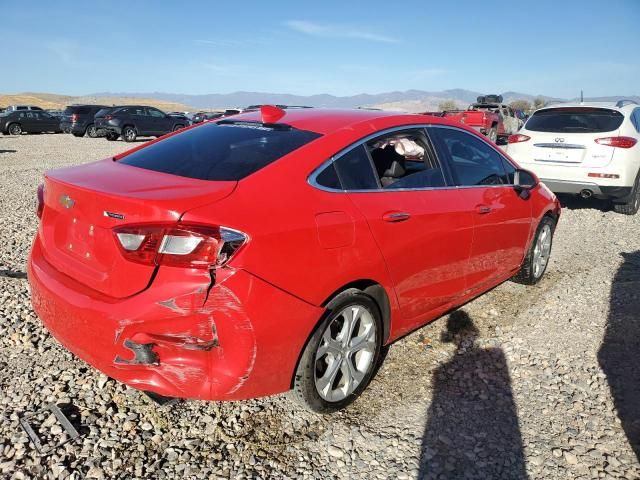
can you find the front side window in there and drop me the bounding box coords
[526,108,624,133]
[429,127,509,186]
[147,108,165,118]
[119,122,321,181]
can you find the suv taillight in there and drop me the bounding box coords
[36,184,45,218]
[105,115,113,120]
[113,224,247,269]
[595,136,637,149]
[508,134,531,144]
[71,113,78,122]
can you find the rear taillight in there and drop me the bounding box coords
[114,224,247,269]
[594,136,637,148]
[508,134,531,144]
[71,113,78,122]
[36,184,44,218]
[105,115,113,121]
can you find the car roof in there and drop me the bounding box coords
[225,108,461,135]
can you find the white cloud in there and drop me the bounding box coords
[285,20,399,44]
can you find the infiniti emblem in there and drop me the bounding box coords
[59,194,75,209]
[554,137,565,143]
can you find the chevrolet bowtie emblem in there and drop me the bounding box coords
[59,194,75,209]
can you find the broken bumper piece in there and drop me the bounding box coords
[28,234,323,401]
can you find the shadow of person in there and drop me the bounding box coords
[598,251,640,461]
[419,310,528,479]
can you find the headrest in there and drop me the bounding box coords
[383,160,406,178]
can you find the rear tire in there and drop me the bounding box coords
[86,124,98,138]
[8,123,22,135]
[613,173,640,215]
[512,215,556,285]
[487,127,498,143]
[173,124,184,131]
[122,126,137,142]
[291,289,384,413]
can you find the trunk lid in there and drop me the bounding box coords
[39,159,236,298]
[527,130,618,167]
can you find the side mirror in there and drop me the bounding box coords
[513,168,538,199]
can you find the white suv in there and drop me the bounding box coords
[506,100,640,214]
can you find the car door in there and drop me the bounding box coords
[428,125,532,291]
[324,127,474,335]
[131,107,150,135]
[22,111,39,132]
[37,111,58,132]
[146,107,168,135]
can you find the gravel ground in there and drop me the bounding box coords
[1,133,639,479]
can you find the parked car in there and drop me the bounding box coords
[166,111,192,126]
[60,104,107,138]
[0,110,62,135]
[94,105,188,142]
[28,106,560,413]
[5,105,44,112]
[507,100,640,214]
[192,111,225,124]
[438,95,521,143]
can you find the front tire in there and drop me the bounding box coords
[122,126,137,142]
[487,127,498,143]
[173,124,184,131]
[613,173,640,215]
[513,215,556,285]
[8,123,22,135]
[291,289,383,413]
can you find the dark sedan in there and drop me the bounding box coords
[0,110,62,135]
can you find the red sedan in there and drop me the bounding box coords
[28,106,560,413]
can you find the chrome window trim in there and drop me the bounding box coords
[307,123,518,194]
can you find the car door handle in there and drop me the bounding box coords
[476,205,492,214]
[382,211,411,222]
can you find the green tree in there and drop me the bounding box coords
[509,100,532,113]
[438,99,459,112]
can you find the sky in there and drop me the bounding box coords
[1,0,639,98]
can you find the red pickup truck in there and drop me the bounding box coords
[424,95,520,143]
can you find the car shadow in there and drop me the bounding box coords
[419,310,528,479]
[556,193,611,212]
[598,251,640,461]
[0,149,17,154]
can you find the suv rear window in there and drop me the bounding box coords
[526,108,624,133]
[119,122,322,181]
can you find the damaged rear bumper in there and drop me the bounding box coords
[28,234,324,401]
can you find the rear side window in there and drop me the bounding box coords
[333,145,379,190]
[95,108,112,117]
[119,122,321,181]
[526,108,624,133]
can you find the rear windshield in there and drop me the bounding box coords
[526,108,624,133]
[118,122,322,181]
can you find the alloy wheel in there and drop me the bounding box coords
[314,304,377,402]
[532,224,552,278]
[9,124,21,135]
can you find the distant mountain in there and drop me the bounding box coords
[5,90,637,113]
[89,89,557,110]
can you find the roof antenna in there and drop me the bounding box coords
[580,90,584,104]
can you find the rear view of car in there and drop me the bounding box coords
[60,105,107,137]
[507,102,640,214]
